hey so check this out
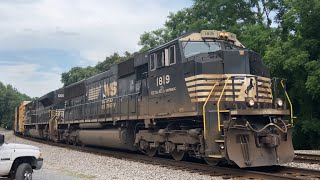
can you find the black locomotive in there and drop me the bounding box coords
[15,30,295,168]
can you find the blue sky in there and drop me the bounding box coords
[0,0,192,97]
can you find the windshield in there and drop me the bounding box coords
[182,41,221,58]
[224,43,242,50]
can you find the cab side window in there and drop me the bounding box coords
[150,53,156,71]
[150,46,175,70]
[169,45,176,65]
[157,51,164,68]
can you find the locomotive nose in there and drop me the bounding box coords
[225,121,295,168]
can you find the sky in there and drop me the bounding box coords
[0,0,192,97]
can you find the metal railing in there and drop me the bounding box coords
[280,79,293,124]
[63,92,140,122]
[202,82,219,139]
[217,77,230,132]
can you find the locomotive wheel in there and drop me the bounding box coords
[171,149,187,161]
[81,143,85,147]
[69,136,77,146]
[146,147,157,157]
[204,158,220,166]
[67,139,72,145]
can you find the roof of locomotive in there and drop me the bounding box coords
[63,51,148,88]
[150,30,243,52]
[18,101,31,107]
[33,88,65,107]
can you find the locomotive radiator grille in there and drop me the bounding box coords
[185,74,272,103]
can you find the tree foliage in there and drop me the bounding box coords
[0,82,30,129]
[263,0,320,149]
[61,52,133,86]
[61,66,97,87]
[95,52,133,72]
[139,0,279,50]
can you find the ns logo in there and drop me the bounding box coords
[244,77,256,96]
[103,81,117,97]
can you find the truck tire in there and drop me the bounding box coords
[15,163,33,180]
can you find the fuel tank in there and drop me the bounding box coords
[79,123,103,129]
[28,129,43,139]
[78,129,136,151]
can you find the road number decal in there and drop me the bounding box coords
[156,75,170,86]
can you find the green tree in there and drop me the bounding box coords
[139,28,171,52]
[95,52,132,73]
[0,82,30,129]
[263,0,320,149]
[138,0,277,50]
[61,52,133,86]
[61,66,97,87]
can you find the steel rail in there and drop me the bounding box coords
[294,153,320,164]
[277,166,320,179]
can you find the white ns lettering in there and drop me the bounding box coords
[104,81,117,96]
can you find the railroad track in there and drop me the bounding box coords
[253,166,320,179]
[295,153,320,164]
[279,167,320,179]
[16,134,320,180]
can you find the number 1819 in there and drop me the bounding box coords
[156,75,170,86]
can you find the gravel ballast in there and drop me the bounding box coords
[4,132,222,180]
[285,162,320,171]
[286,150,320,171]
[295,150,320,155]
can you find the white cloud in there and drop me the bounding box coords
[0,0,188,64]
[0,61,62,97]
[0,0,191,97]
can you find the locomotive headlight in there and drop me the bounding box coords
[246,98,255,107]
[219,144,225,150]
[276,98,284,107]
[219,32,229,39]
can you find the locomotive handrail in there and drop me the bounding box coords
[280,79,294,124]
[202,82,219,140]
[217,76,231,132]
[246,119,288,133]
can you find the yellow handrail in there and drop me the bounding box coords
[280,80,294,124]
[270,82,273,101]
[217,77,230,132]
[202,82,219,140]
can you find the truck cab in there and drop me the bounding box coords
[0,134,43,180]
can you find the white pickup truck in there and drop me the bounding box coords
[0,134,43,180]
